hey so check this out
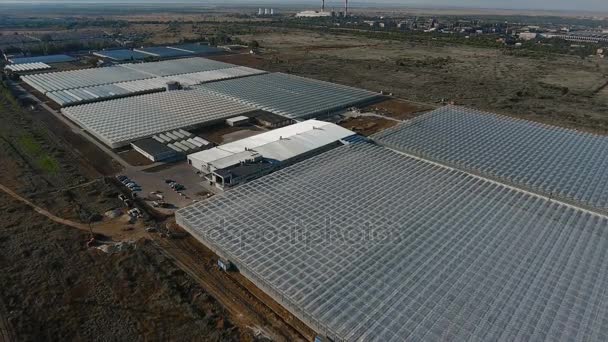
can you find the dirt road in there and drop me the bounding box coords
[153,235,315,341]
[0,183,90,231]
[0,180,313,340]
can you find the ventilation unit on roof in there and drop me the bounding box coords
[166,81,181,91]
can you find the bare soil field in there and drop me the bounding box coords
[339,116,399,136]
[228,29,608,134]
[365,98,434,120]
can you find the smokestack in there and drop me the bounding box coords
[322,0,325,11]
[345,0,348,16]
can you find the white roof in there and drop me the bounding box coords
[210,151,261,170]
[226,115,250,122]
[188,120,354,166]
[256,126,352,162]
[223,120,348,153]
[190,148,234,164]
[4,62,51,72]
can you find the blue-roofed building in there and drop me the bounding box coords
[9,54,76,65]
[93,49,149,61]
[167,44,225,55]
[135,47,194,58]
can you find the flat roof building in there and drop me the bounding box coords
[188,120,355,189]
[131,138,179,162]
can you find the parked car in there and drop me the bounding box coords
[121,178,131,185]
[128,208,142,218]
[118,194,127,201]
[116,175,127,181]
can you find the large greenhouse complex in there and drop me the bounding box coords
[17,57,384,148]
[20,57,264,106]
[13,50,608,341]
[177,138,608,341]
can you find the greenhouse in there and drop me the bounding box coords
[373,105,608,212]
[177,141,608,341]
[61,88,256,148]
[21,58,257,106]
[197,73,383,119]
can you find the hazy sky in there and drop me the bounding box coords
[0,0,607,12]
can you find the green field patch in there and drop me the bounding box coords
[17,134,60,174]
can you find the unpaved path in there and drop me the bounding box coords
[152,236,313,341]
[0,183,89,231]
[0,182,312,340]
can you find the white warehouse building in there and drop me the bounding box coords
[188,120,356,189]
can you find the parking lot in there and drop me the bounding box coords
[120,162,212,213]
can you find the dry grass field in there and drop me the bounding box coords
[228,29,608,134]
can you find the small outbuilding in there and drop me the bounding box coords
[131,138,179,162]
[226,116,250,127]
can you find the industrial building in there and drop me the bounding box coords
[21,58,264,106]
[61,88,256,148]
[187,120,355,189]
[374,105,608,212]
[177,139,608,341]
[198,73,382,119]
[131,138,180,162]
[295,10,334,18]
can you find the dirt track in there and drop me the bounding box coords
[153,232,314,341]
[0,183,90,231]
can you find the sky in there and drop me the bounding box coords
[0,0,606,12]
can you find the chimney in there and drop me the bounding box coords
[345,0,348,16]
[322,0,325,11]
